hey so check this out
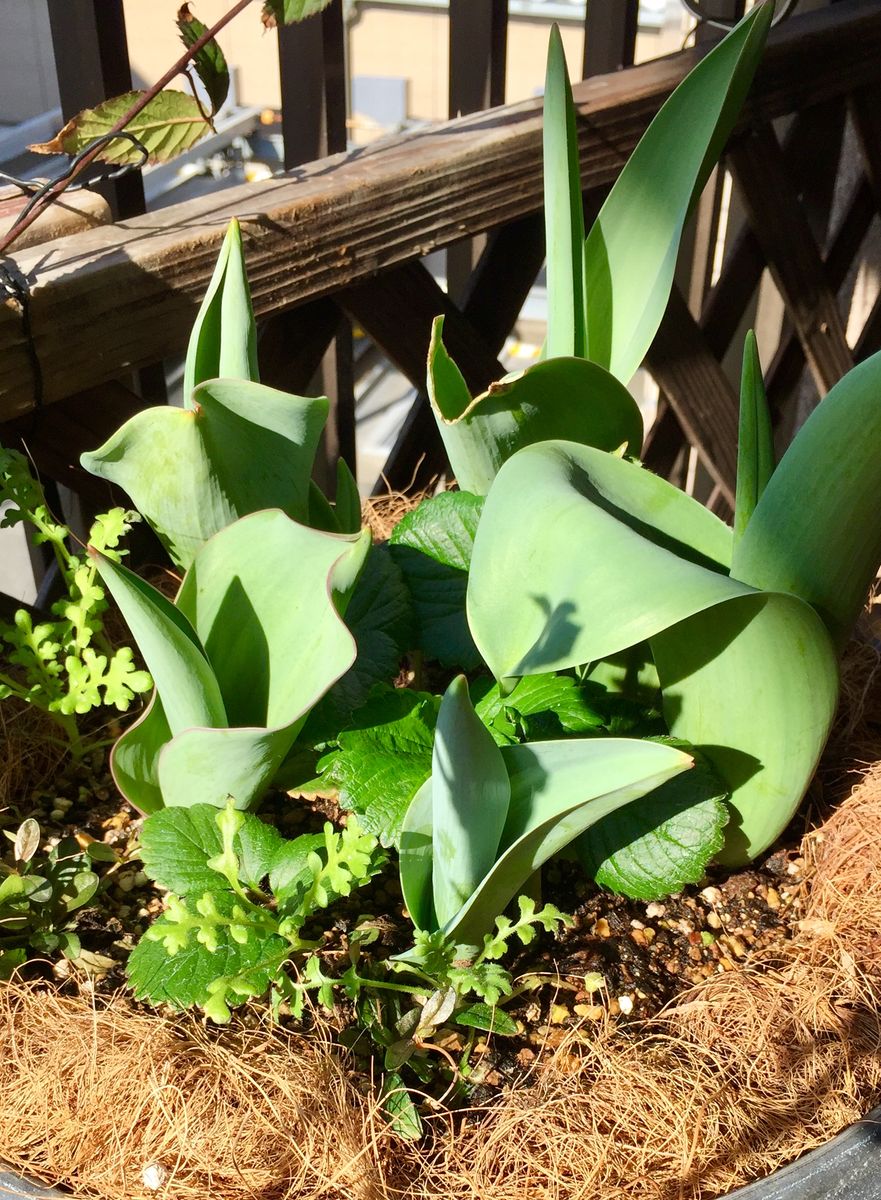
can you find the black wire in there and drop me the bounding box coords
[2,130,149,237]
[679,0,800,29]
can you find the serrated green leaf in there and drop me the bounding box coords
[141,805,286,895]
[127,892,287,1010]
[380,1072,423,1140]
[427,320,643,495]
[267,833,325,910]
[326,545,415,718]
[583,4,772,381]
[30,90,210,165]
[177,4,230,115]
[262,0,333,26]
[576,761,729,900]
[474,673,604,744]
[390,491,484,669]
[454,1002,518,1036]
[318,687,440,846]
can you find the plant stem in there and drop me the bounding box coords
[0,0,256,258]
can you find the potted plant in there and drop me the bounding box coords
[2,4,881,1195]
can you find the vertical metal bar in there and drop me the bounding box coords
[447,0,508,302]
[278,2,355,479]
[46,0,145,219]
[581,0,638,79]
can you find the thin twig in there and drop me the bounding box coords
[0,0,256,258]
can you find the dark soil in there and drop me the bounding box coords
[4,740,807,1105]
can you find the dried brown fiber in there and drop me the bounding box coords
[3,640,881,1200]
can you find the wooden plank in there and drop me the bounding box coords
[2,0,879,421]
[850,84,881,210]
[644,286,739,504]
[340,261,503,397]
[0,187,110,251]
[729,124,852,395]
[257,299,340,394]
[375,212,548,491]
[582,0,638,78]
[767,175,876,409]
[0,381,144,507]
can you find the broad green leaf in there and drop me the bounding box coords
[127,892,287,1010]
[184,219,259,401]
[262,0,334,26]
[401,737,693,947]
[474,673,604,745]
[317,687,439,847]
[177,4,230,115]
[583,5,772,381]
[543,23,587,359]
[91,551,226,735]
[652,591,839,864]
[467,441,738,682]
[140,805,286,895]
[327,545,415,718]
[427,319,643,494]
[268,833,324,911]
[112,693,172,815]
[105,513,368,812]
[455,1002,519,1036]
[446,738,693,946]
[155,513,368,809]
[733,330,774,547]
[82,378,327,569]
[380,1072,423,1140]
[576,759,729,899]
[390,490,484,669]
[334,459,363,534]
[430,677,511,929]
[29,90,209,165]
[732,349,881,648]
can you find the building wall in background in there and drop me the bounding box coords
[0,0,59,123]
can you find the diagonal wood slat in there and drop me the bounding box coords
[2,1,880,422]
[369,213,547,491]
[729,125,853,395]
[644,286,739,504]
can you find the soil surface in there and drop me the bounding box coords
[4,735,808,1104]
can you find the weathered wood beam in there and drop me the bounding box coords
[729,125,853,395]
[2,0,878,420]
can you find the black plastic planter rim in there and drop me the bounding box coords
[2,1106,880,1199]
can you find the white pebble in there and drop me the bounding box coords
[142,1163,168,1190]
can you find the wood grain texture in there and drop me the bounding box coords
[1,0,879,421]
[729,125,853,395]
